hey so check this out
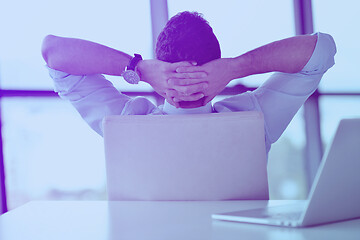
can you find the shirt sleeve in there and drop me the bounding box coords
[251,32,337,144]
[47,66,158,136]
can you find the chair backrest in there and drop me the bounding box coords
[103,111,269,201]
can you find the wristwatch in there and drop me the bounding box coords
[122,54,143,84]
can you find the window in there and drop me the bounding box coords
[313,0,360,92]
[0,0,152,210]
[2,98,107,209]
[0,0,152,91]
[268,109,307,199]
[319,97,360,148]
[313,0,360,161]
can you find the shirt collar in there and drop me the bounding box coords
[162,100,213,115]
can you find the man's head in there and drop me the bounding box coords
[156,12,220,108]
[156,11,221,66]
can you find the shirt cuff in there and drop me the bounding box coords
[300,32,337,75]
[46,65,85,94]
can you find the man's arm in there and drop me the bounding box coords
[175,34,318,104]
[42,35,207,106]
[42,35,131,76]
[237,34,317,76]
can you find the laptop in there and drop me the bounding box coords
[103,111,269,201]
[212,118,360,227]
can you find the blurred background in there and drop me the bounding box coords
[0,0,359,212]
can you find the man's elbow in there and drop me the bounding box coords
[41,34,58,67]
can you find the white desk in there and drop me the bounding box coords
[0,200,359,240]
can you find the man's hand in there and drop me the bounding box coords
[175,58,239,105]
[137,59,208,107]
[173,34,319,106]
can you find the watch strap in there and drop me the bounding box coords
[127,54,142,71]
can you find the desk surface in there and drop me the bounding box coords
[0,200,359,240]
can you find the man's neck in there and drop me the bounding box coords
[163,100,213,115]
[177,98,205,108]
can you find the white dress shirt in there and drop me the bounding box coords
[47,32,336,154]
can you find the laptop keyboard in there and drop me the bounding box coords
[224,203,305,221]
[266,211,302,220]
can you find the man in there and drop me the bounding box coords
[42,11,336,154]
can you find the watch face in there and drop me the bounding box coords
[122,70,140,84]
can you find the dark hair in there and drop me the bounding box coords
[156,11,221,65]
